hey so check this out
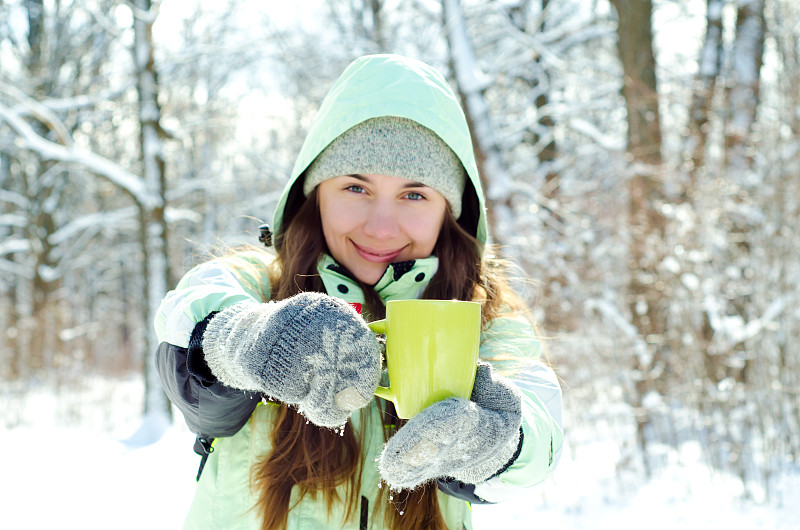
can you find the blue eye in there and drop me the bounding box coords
[406,191,425,201]
[346,185,365,194]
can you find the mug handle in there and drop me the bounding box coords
[368,319,396,403]
[368,319,386,334]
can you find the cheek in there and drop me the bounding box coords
[404,210,444,250]
[321,220,338,253]
[321,209,346,248]
[320,198,350,237]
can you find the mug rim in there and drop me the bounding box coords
[386,299,480,305]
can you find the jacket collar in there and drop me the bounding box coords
[316,253,438,307]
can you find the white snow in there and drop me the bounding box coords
[3,376,797,529]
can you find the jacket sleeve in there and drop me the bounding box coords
[440,313,564,504]
[154,250,273,348]
[153,251,273,437]
[156,340,258,438]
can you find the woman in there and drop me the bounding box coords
[155,54,563,530]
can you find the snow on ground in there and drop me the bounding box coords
[3,376,798,529]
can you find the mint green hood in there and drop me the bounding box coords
[272,54,488,247]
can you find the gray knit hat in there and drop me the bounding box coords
[302,116,467,218]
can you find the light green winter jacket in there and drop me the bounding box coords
[155,54,563,530]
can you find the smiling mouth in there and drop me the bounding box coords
[352,242,406,263]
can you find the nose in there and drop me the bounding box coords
[362,200,400,240]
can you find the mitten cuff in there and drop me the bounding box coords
[448,408,523,484]
[187,312,219,387]
[489,426,524,478]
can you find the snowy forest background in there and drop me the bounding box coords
[1,0,798,516]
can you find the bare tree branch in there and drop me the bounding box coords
[0,81,74,147]
[0,102,158,209]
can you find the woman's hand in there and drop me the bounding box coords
[202,292,382,428]
[378,361,522,489]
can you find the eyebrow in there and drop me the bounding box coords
[349,173,429,188]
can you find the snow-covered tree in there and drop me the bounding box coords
[0,0,134,379]
[132,0,171,416]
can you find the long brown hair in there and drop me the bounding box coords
[251,186,519,529]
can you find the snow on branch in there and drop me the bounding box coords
[443,0,493,93]
[17,86,130,114]
[443,0,512,204]
[165,207,203,225]
[126,0,159,25]
[0,103,160,210]
[585,297,653,368]
[0,190,30,209]
[0,213,27,228]
[0,81,73,147]
[48,207,138,246]
[0,238,31,257]
[703,294,787,352]
[585,297,638,337]
[0,257,33,279]
[569,117,625,151]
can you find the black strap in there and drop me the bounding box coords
[258,223,273,247]
[193,436,215,482]
[360,495,368,530]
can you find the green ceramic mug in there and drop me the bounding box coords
[368,299,481,419]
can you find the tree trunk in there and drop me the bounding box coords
[442,0,513,247]
[367,0,386,50]
[725,0,765,385]
[686,0,724,187]
[24,0,65,375]
[534,0,558,196]
[610,0,665,477]
[504,0,558,197]
[611,0,662,166]
[725,0,765,178]
[772,0,800,137]
[133,0,171,417]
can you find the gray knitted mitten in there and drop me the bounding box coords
[378,361,522,489]
[202,292,382,428]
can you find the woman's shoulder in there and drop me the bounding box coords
[210,247,275,272]
[186,247,275,301]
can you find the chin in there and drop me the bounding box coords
[352,264,388,286]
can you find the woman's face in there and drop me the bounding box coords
[317,173,448,285]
